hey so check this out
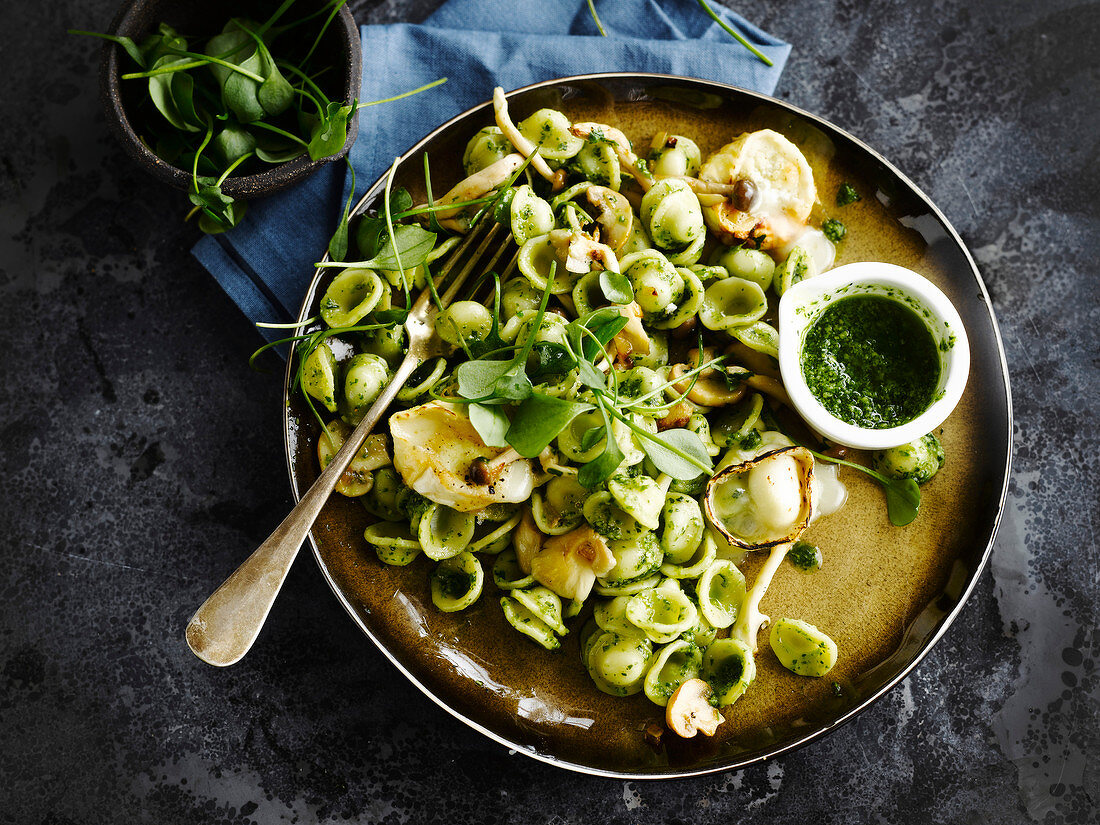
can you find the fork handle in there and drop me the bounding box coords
[185,350,422,666]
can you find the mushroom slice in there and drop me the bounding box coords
[435,153,524,232]
[529,524,616,602]
[549,229,620,276]
[657,399,694,432]
[513,508,544,574]
[610,301,651,365]
[699,129,816,251]
[704,446,814,550]
[585,186,634,251]
[492,87,563,187]
[669,361,750,408]
[666,678,725,738]
[389,401,535,512]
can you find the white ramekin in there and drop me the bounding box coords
[777,262,970,450]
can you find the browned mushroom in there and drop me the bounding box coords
[585,186,634,251]
[666,679,724,738]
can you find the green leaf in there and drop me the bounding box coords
[586,313,630,347]
[470,403,510,448]
[143,24,187,64]
[212,124,256,166]
[68,30,146,68]
[580,425,605,452]
[205,27,252,87]
[355,216,385,259]
[222,50,266,122]
[802,446,923,527]
[578,438,625,488]
[639,428,712,480]
[258,59,294,116]
[329,163,356,261]
[493,370,534,402]
[575,359,606,390]
[255,145,304,163]
[885,478,921,526]
[599,269,634,304]
[170,70,205,130]
[140,24,187,65]
[229,18,294,117]
[197,198,247,234]
[189,181,233,214]
[308,101,354,161]
[358,224,437,271]
[455,360,513,400]
[372,308,408,324]
[467,322,507,361]
[389,187,413,214]
[506,393,593,458]
[570,308,629,361]
[529,343,575,379]
[148,56,197,130]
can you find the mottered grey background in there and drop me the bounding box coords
[1,0,1097,822]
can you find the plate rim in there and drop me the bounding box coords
[281,72,1014,779]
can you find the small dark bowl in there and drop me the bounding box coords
[99,0,361,199]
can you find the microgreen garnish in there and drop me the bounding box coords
[71,2,446,233]
[694,1,774,66]
[319,161,437,276]
[328,161,356,260]
[599,269,635,304]
[586,0,608,37]
[805,447,921,526]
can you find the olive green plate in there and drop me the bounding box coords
[283,74,1012,778]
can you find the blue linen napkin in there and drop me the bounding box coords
[192,0,790,340]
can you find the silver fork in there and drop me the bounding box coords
[186,217,512,666]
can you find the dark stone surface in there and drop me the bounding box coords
[1,1,1096,823]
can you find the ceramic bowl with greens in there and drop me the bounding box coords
[93,0,361,231]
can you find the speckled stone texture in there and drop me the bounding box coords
[1,0,1096,822]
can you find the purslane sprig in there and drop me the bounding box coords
[582,1,773,66]
[70,1,446,233]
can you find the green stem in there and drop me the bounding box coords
[248,121,310,148]
[276,60,330,113]
[695,0,774,67]
[256,0,299,37]
[192,125,214,195]
[392,195,496,220]
[163,48,266,82]
[510,262,556,369]
[586,0,608,36]
[301,0,346,66]
[357,78,448,109]
[216,151,253,186]
[120,59,208,80]
[803,446,891,486]
[380,159,407,298]
[626,355,726,407]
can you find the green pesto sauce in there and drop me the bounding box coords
[787,540,823,572]
[801,296,940,428]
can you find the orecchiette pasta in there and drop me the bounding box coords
[295,93,934,740]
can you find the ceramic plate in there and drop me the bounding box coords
[283,74,1012,777]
